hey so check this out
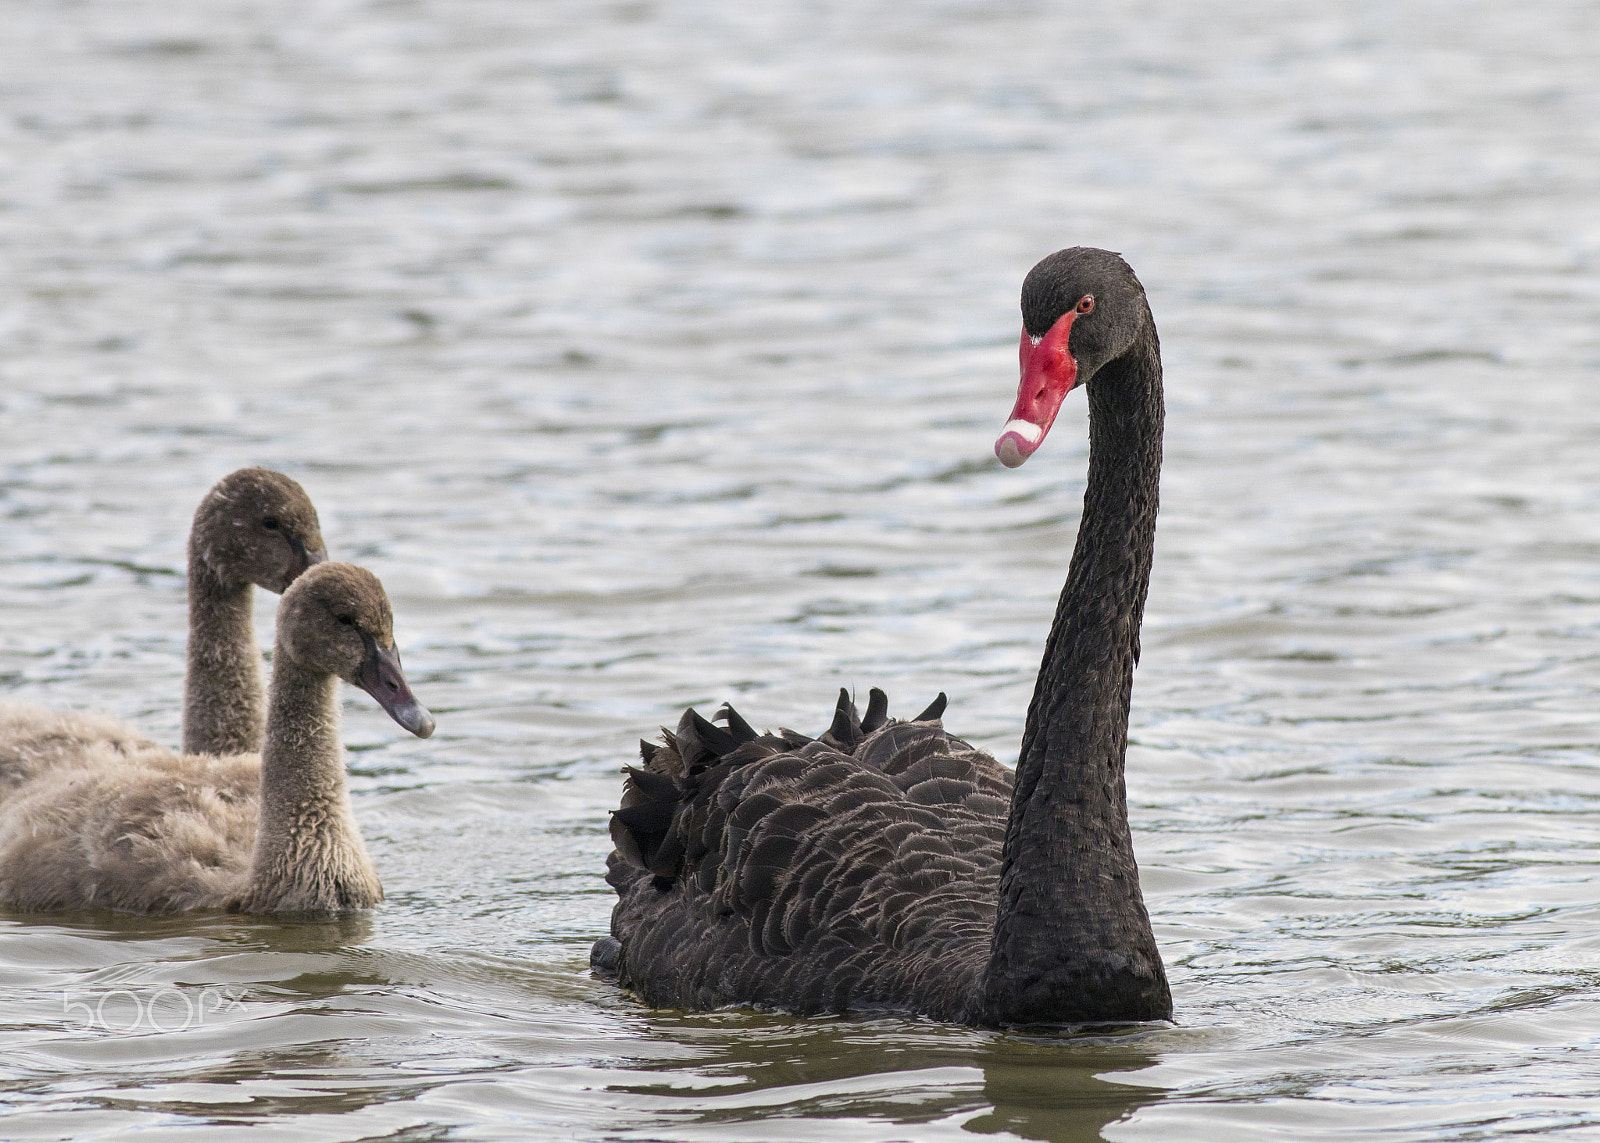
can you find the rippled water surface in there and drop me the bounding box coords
[3,0,1600,1138]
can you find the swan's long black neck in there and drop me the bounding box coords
[982,326,1172,1024]
[182,555,264,757]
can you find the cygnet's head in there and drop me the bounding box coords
[275,562,435,738]
[191,468,327,593]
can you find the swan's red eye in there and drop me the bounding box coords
[1076,296,1094,314]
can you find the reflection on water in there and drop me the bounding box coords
[3,0,1600,1138]
[970,1039,1161,1143]
[612,1017,1164,1142]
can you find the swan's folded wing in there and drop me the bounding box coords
[605,694,1009,1018]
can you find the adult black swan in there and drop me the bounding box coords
[594,247,1171,1025]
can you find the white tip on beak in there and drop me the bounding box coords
[1001,419,1044,445]
[995,420,1044,468]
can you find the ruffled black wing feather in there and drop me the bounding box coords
[601,689,1011,1020]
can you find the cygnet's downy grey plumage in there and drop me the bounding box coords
[0,563,434,915]
[0,469,326,792]
[184,467,327,756]
[596,248,1172,1026]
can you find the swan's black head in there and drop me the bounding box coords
[997,248,1152,467]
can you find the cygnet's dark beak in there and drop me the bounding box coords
[266,534,327,594]
[290,534,327,576]
[354,640,436,738]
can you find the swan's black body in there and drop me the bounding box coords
[598,248,1171,1025]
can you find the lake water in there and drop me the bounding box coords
[2,0,1599,1138]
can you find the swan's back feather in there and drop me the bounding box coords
[604,689,1011,1020]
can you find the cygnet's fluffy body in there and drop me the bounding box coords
[0,707,154,786]
[0,736,260,912]
[0,563,433,916]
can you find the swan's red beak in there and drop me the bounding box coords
[995,311,1079,468]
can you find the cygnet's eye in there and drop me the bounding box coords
[337,614,355,626]
[262,516,280,531]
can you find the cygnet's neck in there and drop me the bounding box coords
[243,649,381,913]
[183,554,265,757]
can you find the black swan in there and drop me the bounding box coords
[0,563,434,914]
[594,247,1171,1025]
[0,468,327,782]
